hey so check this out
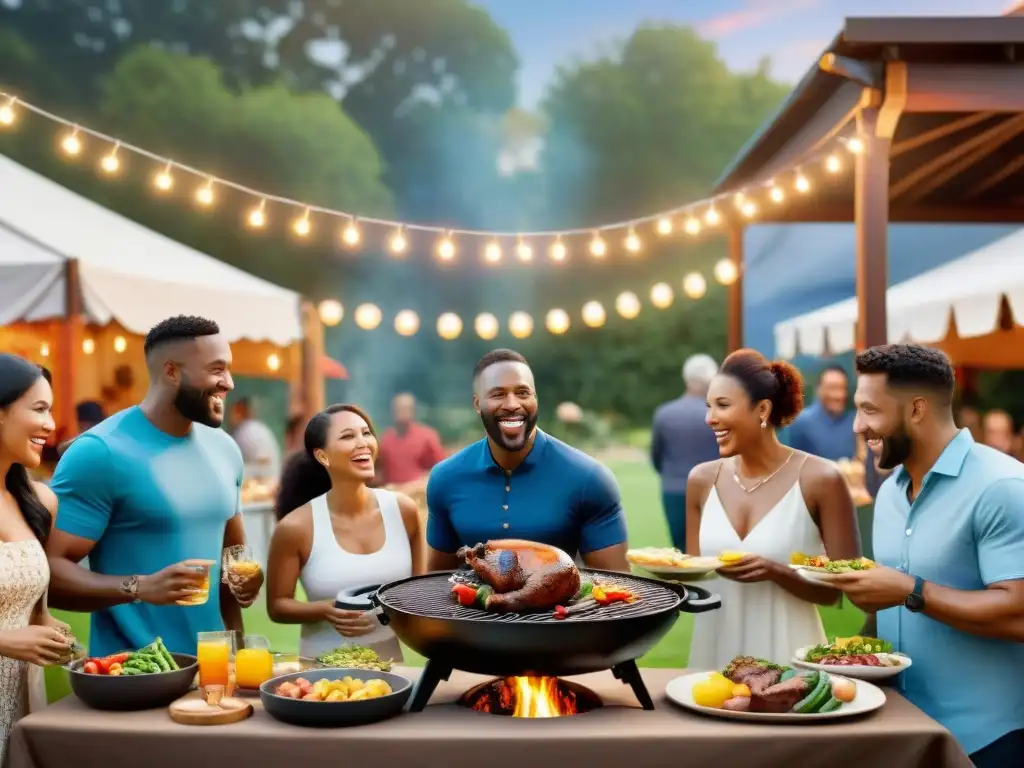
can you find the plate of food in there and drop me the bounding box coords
[788,554,876,584]
[627,547,721,579]
[793,637,911,680]
[665,656,886,723]
[261,668,412,727]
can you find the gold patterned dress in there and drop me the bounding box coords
[0,540,49,766]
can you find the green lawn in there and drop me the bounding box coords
[46,459,863,700]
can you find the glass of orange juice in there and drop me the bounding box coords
[234,635,274,690]
[175,559,215,606]
[196,631,233,688]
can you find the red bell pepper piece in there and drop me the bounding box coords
[453,584,478,607]
[553,605,569,620]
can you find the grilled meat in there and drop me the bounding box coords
[748,675,811,713]
[457,539,581,612]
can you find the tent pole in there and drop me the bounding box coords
[57,258,82,438]
[727,223,744,352]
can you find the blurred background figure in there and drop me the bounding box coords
[376,393,445,497]
[56,401,107,460]
[982,409,1016,455]
[784,364,855,461]
[957,405,983,443]
[650,354,719,551]
[231,397,282,483]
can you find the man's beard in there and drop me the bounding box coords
[174,377,220,428]
[877,418,913,470]
[479,409,538,452]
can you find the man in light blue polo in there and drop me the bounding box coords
[426,349,629,572]
[835,344,1024,767]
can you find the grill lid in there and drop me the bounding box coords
[375,570,683,624]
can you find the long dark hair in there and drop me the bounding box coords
[274,404,376,520]
[0,354,54,543]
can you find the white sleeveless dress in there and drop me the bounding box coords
[688,479,827,671]
[298,489,412,660]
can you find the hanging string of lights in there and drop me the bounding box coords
[0,92,864,265]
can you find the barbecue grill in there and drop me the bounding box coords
[369,569,721,712]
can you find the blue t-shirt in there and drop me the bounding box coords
[426,430,628,557]
[783,402,856,461]
[51,407,243,656]
[873,429,1024,755]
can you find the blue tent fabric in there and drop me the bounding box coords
[742,223,1017,363]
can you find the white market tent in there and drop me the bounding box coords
[774,228,1024,368]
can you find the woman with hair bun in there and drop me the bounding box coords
[685,349,861,670]
[266,404,425,661]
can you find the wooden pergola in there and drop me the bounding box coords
[712,16,1024,353]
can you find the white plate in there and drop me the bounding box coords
[787,564,846,584]
[792,647,912,680]
[665,671,886,723]
[631,559,720,579]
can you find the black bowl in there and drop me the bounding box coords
[260,668,412,727]
[68,653,198,711]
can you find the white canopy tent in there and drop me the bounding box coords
[0,153,301,345]
[774,228,1024,366]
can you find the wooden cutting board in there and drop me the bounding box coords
[168,693,254,725]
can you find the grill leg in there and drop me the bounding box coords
[612,660,655,710]
[406,659,453,712]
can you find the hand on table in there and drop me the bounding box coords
[322,605,378,637]
[137,561,208,605]
[829,567,915,612]
[716,555,781,583]
[0,625,72,666]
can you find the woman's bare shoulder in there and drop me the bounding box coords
[31,481,58,517]
[687,460,722,493]
[798,453,850,495]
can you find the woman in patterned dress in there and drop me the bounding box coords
[0,355,74,764]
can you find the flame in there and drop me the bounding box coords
[463,676,584,717]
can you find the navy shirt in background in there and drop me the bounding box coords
[784,401,856,461]
[651,395,719,494]
[426,430,628,556]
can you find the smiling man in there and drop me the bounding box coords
[425,349,629,572]
[838,344,1024,766]
[47,315,263,655]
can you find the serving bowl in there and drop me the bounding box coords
[260,667,412,727]
[68,653,198,711]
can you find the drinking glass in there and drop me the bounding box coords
[222,544,261,597]
[234,635,274,689]
[196,631,233,688]
[175,559,215,606]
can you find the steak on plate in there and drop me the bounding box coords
[747,675,811,713]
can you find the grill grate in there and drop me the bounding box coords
[377,571,680,623]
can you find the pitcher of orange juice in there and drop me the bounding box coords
[234,635,274,689]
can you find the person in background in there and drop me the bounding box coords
[956,404,983,442]
[426,349,630,572]
[267,404,423,661]
[56,401,107,459]
[982,409,1015,455]
[686,349,860,671]
[784,363,855,461]
[650,354,720,551]
[101,364,137,415]
[46,316,264,656]
[837,345,1024,767]
[231,397,282,483]
[376,393,445,493]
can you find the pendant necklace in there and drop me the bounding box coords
[733,450,795,494]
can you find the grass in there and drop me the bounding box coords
[45,459,863,701]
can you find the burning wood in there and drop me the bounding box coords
[459,676,602,718]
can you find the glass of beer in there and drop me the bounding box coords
[222,544,261,598]
[175,559,215,606]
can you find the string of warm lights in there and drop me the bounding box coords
[0,92,864,264]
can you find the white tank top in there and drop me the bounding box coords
[298,489,412,658]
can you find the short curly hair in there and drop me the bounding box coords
[473,348,529,381]
[144,315,220,357]
[854,344,955,403]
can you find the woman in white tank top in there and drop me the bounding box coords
[266,405,425,662]
[686,350,861,671]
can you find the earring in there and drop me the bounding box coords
[760,420,767,429]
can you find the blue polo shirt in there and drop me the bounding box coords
[873,429,1024,755]
[426,430,628,557]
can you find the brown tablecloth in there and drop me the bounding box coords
[9,667,971,768]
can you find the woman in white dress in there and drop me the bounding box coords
[686,350,860,671]
[0,356,75,765]
[266,404,424,661]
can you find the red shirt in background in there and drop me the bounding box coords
[377,422,446,485]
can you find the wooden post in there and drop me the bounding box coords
[299,300,325,423]
[854,104,892,351]
[57,259,83,437]
[727,223,744,352]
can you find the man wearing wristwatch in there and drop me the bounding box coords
[832,345,1024,768]
[46,316,264,656]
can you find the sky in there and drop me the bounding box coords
[475,0,1013,108]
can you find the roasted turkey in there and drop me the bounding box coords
[457,539,581,613]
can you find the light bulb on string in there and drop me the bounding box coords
[247,199,268,229]
[545,309,570,335]
[99,145,121,175]
[795,174,811,194]
[266,353,282,372]
[318,300,344,327]
[741,200,757,219]
[683,272,707,299]
[436,233,456,262]
[82,338,95,355]
[0,97,16,127]
[195,179,215,206]
[656,217,673,235]
[733,192,746,209]
[153,163,174,192]
[684,216,701,235]
[825,154,842,173]
[394,309,420,337]
[846,137,864,154]
[714,257,739,286]
[60,128,82,156]
[650,282,674,309]
[484,240,502,264]
[549,238,567,262]
[39,343,50,358]
[509,311,534,339]
[388,227,407,255]
[354,303,382,331]
[581,301,606,328]
[704,206,721,226]
[769,185,785,203]
[341,218,361,248]
[624,229,641,254]
[474,312,499,340]
[515,238,533,262]
[589,232,607,258]
[113,335,127,354]
[437,312,463,340]
[615,291,641,319]
[292,209,312,238]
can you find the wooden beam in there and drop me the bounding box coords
[877,61,908,139]
[890,112,996,158]
[903,64,1024,112]
[965,151,1024,199]
[727,224,744,353]
[819,53,884,89]
[755,203,1024,224]
[855,106,892,351]
[299,300,325,424]
[57,259,82,438]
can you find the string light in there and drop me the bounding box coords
[60,128,82,156]
[388,227,407,255]
[247,199,267,229]
[589,233,607,258]
[714,257,739,286]
[484,240,503,264]
[99,144,121,175]
[732,192,746,209]
[292,209,312,237]
[113,335,127,353]
[549,238,567,262]
[82,338,96,355]
[545,309,570,335]
[195,179,216,206]
[475,312,499,340]
[615,292,641,319]
[436,233,456,262]
[769,185,785,203]
[795,174,811,193]
[516,238,533,262]
[509,311,534,339]
[266,353,282,372]
[846,137,864,154]
[153,162,174,192]
[650,282,674,309]
[825,154,842,173]
[318,299,344,327]
[394,309,420,337]
[657,217,673,235]
[624,229,641,254]
[704,206,721,226]
[341,218,361,248]
[39,342,50,358]
[581,301,606,328]
[683,272,707,299]
[354,303,382,330]
[437,312,463,340]
[684,216,701,235]
[740,200,757,219]
[0,97,15,127]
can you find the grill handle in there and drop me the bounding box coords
[365,588,390,626]
[664,581,722,614]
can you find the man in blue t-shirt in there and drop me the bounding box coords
[426,348,630,572]
[47,316,264,656]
